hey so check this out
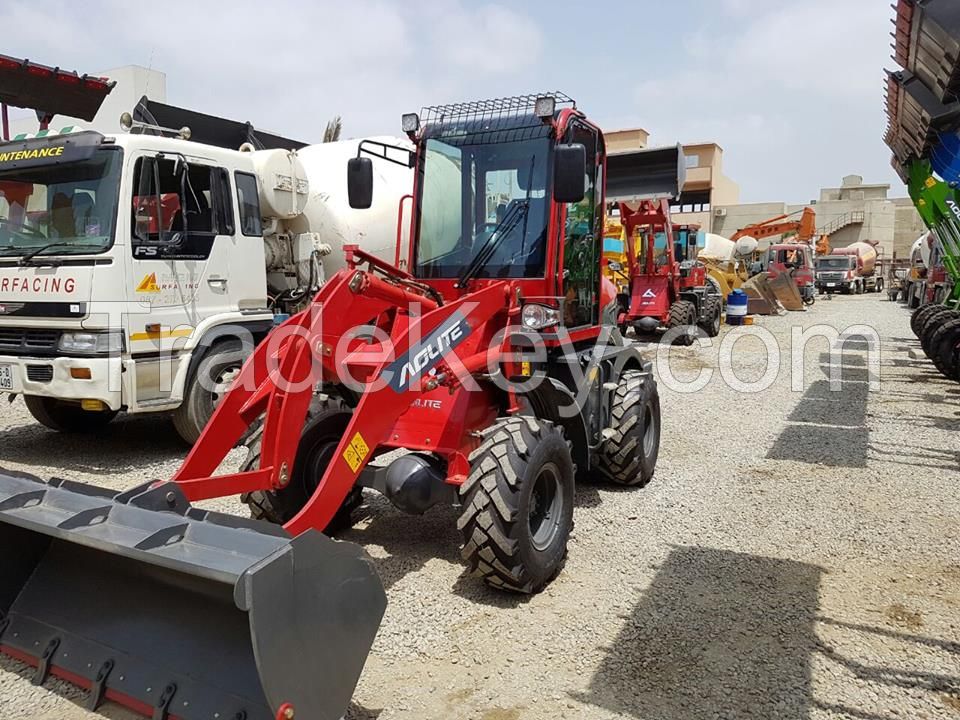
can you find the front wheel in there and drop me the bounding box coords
[241,395,363,534]
[698,295,722,338]
[667,300,698,346]
[458,416,575,593]
[172,340,248,444]
[23,396,117,433]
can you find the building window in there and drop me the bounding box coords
[685,154,700,169]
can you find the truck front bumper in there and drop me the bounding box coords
[0,355,125,411]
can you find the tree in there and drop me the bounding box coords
[323,116,342,143]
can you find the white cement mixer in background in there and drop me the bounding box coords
[0,100,414,442]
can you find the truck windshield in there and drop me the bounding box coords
[816,257,850,270]
[0,148,122,257]
[415,131,550,280]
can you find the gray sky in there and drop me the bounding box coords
[2,0,899,204]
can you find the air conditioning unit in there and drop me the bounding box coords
[714,208,727,217]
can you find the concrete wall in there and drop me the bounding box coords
[6,65,167,138]
[892,199,928,259]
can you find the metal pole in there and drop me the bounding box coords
[1,103,8,141]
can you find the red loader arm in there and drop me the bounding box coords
[173,266,513,534]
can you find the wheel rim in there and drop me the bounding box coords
[211,366,241,406]
[529,463,564,551]
[298,437,339,498]
[642,402,657,457]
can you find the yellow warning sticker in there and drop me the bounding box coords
[136,272,160,293]
[343,431,370,472]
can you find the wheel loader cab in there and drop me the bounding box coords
[352,95,607,334]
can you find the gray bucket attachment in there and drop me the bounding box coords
[606,144,686,204]
[0,467,386,720]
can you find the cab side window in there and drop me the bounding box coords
[131,157,233,259]
[235,172,263,237]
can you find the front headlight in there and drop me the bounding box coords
[521,303,560,330]
[58,331,125,355]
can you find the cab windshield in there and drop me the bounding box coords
[0,147,122,257]
[415,121,551,280]
[816,257,851,270]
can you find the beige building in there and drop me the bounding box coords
[604,128,741,230]
[711,175,926,259]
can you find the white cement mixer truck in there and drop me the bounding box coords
[0,100,413,441]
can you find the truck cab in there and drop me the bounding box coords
[0,129,275,440]
[767,243,815,303]
[815,254,859,294]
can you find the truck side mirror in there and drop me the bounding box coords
[347,157,374,209]
[553,143,586,204]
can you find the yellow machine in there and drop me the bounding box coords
[602,218,630,293]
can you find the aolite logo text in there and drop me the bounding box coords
[0,277,76,294]
[385,311,471,392]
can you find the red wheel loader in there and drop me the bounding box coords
[606,148,721,344]
[0,93,663,720]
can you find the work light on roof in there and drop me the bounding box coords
[401,113,420,134]
[534,96,556,120]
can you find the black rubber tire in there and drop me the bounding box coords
[240,395,362,534]
[875,279,884,293]
[921,310,959,359]
[457,416,575,593]
[927,316,960,377]
[698,296,722,338]
[912,304,942,337]
[932,319,960,382]
[172,339,248,444]
[667,300,697,346]
[23,396,117,433]
[598,370,661,487]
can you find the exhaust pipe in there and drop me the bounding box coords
[0,468,385,720]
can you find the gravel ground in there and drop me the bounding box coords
[1,293,958,720]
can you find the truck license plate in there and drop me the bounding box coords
[0,364,13,391]
[826,283,836,287]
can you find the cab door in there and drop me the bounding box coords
[126,153,236,402]
[561,122,603,328]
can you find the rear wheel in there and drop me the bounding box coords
[457,416,574,593]
[172,340,247,444]
[698,296,722,338]
[667,300,697,346]
[912,304,942,337]
[23,396,117,433]
[926,315,960,377]
[920,309,958,358]
[598,370,661,487]
[241,396,362,534]
[933,318,960,381]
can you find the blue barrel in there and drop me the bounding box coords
[726,289,748,323]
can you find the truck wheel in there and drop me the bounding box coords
[23,396,117,433]
[920,309,958,358]
[667,300,698,346]
[458,416,574,593]
[172,340,248,444]
[240,395,363,534]
[598,369,661,487]
[698,296,722,338]
[875,279,884,293]
[926,315,960,376]
[912,304,942,337]
[933,319,960,381]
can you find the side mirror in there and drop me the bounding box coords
[607,260,623,273]
[347,156,374,209]
[553,143,586,204]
